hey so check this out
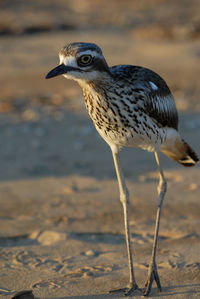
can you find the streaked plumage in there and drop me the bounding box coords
[46,42,199,296]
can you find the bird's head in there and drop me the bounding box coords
[46,42,110,83]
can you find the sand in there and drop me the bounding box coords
[0,1,200,298]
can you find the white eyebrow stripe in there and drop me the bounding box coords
[59,54,77,67]
[149,81,158,90]
[77,50,102,58]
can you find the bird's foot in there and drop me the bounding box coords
[144,262,162,296]
[109,283,140,296]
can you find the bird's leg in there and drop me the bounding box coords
[110,149,139,296]
[144,151,167,296]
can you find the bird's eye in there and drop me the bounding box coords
[78,55,92,66]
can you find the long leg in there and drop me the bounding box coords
[111,149,139,296]
[144,151,167,296]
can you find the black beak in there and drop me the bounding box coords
[45,64,69,79]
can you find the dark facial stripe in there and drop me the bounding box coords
[83,57,110,73]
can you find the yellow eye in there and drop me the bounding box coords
[78,55,92,66]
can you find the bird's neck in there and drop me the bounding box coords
[77,78,112,120]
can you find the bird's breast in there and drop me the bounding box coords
[82,86,166,151]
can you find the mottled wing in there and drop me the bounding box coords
[111,65,179,130]
[143,89,178,130]
[133,67,178,130]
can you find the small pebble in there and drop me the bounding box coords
[188,183,198,191]
[85,250,96,257]
[37,231,67,245]
[22,109,39,122]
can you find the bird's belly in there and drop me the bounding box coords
[94,122,166,152]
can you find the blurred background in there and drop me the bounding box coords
[0,0,200,181]
[0,2,200,297]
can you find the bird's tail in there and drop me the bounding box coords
[160,130,199,167]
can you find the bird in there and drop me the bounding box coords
[46,42,199,296]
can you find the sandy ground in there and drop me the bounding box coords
[0,1,200,298]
